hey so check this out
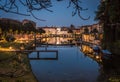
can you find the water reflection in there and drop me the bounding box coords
[80,45,102,63]
[30,37,120,82]
[29,50,58,60]
[80,45,120,82]
[41,37,73,44]
[29,46,100,82]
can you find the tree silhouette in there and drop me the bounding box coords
[0,0,90,20]
[84,28,89,34]
[23,22,36,32]
[68,28,73,34]
[70,24,75,30]
[38,28,45,34]
[95,0,120,53]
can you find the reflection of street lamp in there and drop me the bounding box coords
[55,29,58,44]
[96,55,100,59]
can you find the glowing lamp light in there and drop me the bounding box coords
[20,40,23,43]
[32,44,35,47]
[56,41,60,44]
[96,55,100,59]
[9,46,12,50]
[20,46,24,50]
[14,40,17,42]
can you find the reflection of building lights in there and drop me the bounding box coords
[9,46,12,49]
[56,41,59,44]
[20,41,23,43]
[15,40,17,42]
[32,44,35,47]
[26,41,28,43]
[96,55,100,59]
[20,46,24,50]
[0,47,15,51]
[82,45,93,53]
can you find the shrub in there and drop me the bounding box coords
[5,35,15,42]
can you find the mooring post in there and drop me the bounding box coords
[45,42,48,51]
[37,51,39,59]
[56,51,58,59]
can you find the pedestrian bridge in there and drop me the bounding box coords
[0,50,58,60]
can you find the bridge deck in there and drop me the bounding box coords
[0,50,58,52]
[0,50,58,60]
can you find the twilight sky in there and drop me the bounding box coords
[0,0,100,27]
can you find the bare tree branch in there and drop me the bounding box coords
[69,0,90,20]
[0,0,89,20]
[30,11,46,21]
[0,7,30,16]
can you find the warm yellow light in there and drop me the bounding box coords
[20,46,24,50]
[14,40,17,42]
[0,47,15,51]
[56,41,60,44]
[26,41,28,43]
[19,40,23,43]
[9,46,12,49]
[32,44,35,47]
[96,55,100,59]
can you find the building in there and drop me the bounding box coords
[42,26,57,35]
[79,23,103,45]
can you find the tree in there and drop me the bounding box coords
[92,28,99,40]
[5,35,15,42]
[95,0,120,54]
[84,28,89,34]
[0,28,2,34]
[0,0,90,20]
[23,22,36,33]
[9,29,13,35]
[14,30,19,35]
[70,24,75,30]
[38,28,45,34]
[0,28,2,40]
[68,29,73,34]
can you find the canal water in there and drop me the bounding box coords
[29,46,100,82]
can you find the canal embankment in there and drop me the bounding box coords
[0,41,37,82]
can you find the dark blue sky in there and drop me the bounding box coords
[0,0,100,27]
